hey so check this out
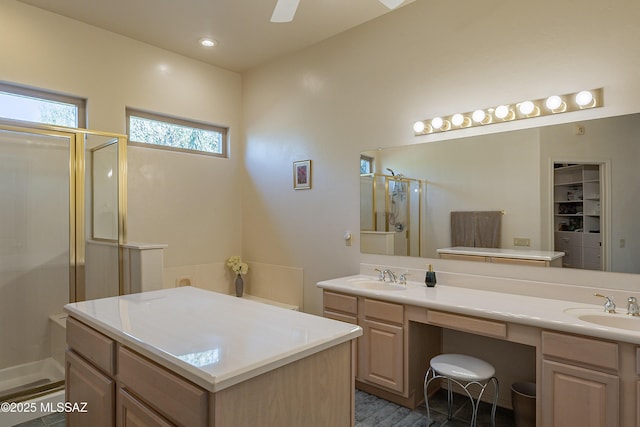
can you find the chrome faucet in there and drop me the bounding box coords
[398,272,410,285]
[595,293,616,313]
[627,297,640,316]
[374,268,398,283]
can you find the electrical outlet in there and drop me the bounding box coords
[514,237,531,247]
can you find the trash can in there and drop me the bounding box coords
[511,382,536,427]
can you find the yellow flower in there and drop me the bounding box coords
[226,256,248,275]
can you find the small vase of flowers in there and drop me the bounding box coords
[227,256,248,297]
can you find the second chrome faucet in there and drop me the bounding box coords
[595,293,640,316]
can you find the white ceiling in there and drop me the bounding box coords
[18,0,414,72]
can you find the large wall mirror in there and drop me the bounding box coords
[361,113,640,274]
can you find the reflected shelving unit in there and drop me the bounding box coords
[553,163,603,270]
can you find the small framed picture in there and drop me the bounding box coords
[293,160,312,190]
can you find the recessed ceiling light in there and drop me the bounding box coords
[199,38,217,48]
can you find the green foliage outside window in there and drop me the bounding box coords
[128,114,224,155]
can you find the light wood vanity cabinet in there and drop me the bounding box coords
[65,349,115,427]
[323,291,406,395]
[542,331,620,427]
[361,298,404,393]
[118,347,207,427]
[65,317,116,427]
[66,316,207,427]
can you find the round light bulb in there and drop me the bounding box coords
[199,38,217,47]
[518,101,535,115]
[413,121,426,133]
[575,90,594,107]
[451,113,464,126]
[545,95,563,110]
[431,117,444,129]
[472,109,486,123]
[494,105,510,119]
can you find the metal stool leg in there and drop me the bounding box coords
[423,367,437,427]
[446,378,454,420]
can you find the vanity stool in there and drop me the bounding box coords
[424,353,498,427]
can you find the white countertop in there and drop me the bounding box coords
[317,275,640,344]
[437,246,565,261]
[64,287,361,392]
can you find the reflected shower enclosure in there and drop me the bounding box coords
[360,173,425,256]
[0,122,126,402]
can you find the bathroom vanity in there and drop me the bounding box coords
[64,287,361,427]
[437,246,565,267]
[318,269,640,427]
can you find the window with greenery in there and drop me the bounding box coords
[360,155,373,174]
[126,108,227,157]
[0,82,86,128]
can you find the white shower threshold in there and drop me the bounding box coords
[0,357,64,397]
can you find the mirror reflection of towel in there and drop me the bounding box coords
[451,211,501,248]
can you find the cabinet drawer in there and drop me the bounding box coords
[118,347,207,427]
[324,310,358,325]
[426,310,507,339]
[555,232,583,248]
[67,316,115,375]
[324,291,358,315]
[364,298,403,324]
[490,257,546,266]
[439,253,487,262]
[542,331,618,371]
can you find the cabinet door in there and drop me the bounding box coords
[542,360,618,427]
[66,350,115,427]
[361,319,403,393]
[117,388,175,427]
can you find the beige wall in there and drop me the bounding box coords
[0,1,243,271]
[243,0,640,314]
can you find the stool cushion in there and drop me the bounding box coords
[430,354,495,382]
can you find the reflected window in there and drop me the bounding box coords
[0,82,86,128]
[126,108,228,157]
[361,155,373,174]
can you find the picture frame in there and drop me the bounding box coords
[293,160,312,190]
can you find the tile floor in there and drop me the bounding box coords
[355,389,516,427]
[11,412,64,427]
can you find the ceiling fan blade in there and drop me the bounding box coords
[378,0,404,9]
[271,0,300,23]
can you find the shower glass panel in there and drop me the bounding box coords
[83,135,121,301]
[0,129,71,401]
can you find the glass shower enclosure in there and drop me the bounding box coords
[0,121,127,402]
[360,173,425,256]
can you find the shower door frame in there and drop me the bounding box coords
[0,119,128,302]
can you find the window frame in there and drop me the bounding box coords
[360,155,374,174]
[126,108,228,158]
[0,81,87,128]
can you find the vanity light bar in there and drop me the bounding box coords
[413,88,603,136]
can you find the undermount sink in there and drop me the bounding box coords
[564,308,640,331]
[346,277,407,291]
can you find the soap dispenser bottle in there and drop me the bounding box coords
[425,264,437,287]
